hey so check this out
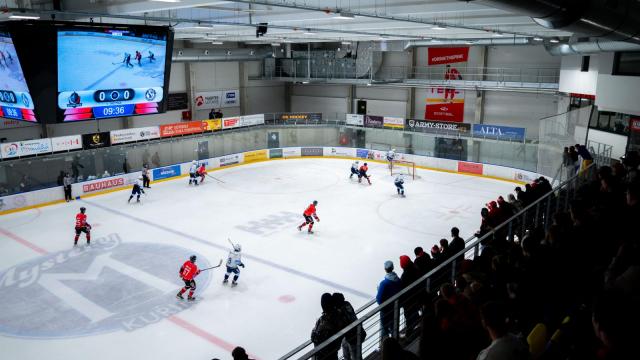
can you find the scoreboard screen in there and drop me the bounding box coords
[0,31,36,122]
[57,28,168,121]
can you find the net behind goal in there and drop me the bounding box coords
[390,160,417,180]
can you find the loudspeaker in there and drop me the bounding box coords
[357,100,367,114]
[256,23,268,38]
[581,56,590,72]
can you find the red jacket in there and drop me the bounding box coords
[180,261,200,280]
[75,213,88,228]
[303,204,317,217]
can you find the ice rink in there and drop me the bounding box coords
[0,38,29,93]
[0,158,517,359]
[57,35,166,92]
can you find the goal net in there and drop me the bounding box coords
[390,160,417,180]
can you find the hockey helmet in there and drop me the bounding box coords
[233,244,242,252]
[313,200,318,205]
[190,255,197,262]
[80,207,86,213]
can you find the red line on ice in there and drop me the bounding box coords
[168,315,260,359]
[0,227,48,255]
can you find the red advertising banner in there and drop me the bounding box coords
[427,47,469,65]
[457,161,483,175]
[159,121,205,137]
[631,117,640,132]
[82,177,125,193]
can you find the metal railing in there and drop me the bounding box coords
[280,163,596,360]
[260,62,559,87]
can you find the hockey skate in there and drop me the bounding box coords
[231,281,238,287]
[308,230,314,234]
[176,293,184,300]
[223,278,229,284]
[297,225,302,231]
[187,296,196,301]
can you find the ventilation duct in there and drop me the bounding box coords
[172,48,272,62]
[469,0,640,43]
[546,40,640,56]
[404,37,530,49]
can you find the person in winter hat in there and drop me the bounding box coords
[311,293,343,360]
[376,261,402,337]
[399,255,421,337]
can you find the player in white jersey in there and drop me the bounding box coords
[223,243,245,286]
[349,160,360,179]
[188,160,199,186]
[128,177,146,203]
[394,174,405,197]
[386,149,396,169]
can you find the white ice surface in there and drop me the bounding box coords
[0,158,517,360]
[0,38,30,93]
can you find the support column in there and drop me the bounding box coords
[408,48,417,119]
[472,46,488,162]
[239,61,247,115]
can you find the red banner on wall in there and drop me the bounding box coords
[159,121,205,137]
[457,161,483,175]
[427,47,469,65]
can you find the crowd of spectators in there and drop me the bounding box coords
[307,152,639,360]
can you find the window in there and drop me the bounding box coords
[613,52,640,76]
[590,110,630,135]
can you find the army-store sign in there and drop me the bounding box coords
[405,119,470,134]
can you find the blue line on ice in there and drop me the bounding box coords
[81,198,373,299]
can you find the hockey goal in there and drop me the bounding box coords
[390,160,418,180]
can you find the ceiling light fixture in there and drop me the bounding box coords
[8,14,41,20]
[432,25,446,30]
[303,30,316,35]
[271,43,281,46]
[210,41,224,45]
[341,41,352,45]
[550,38,560,43]
[533,36,544,41]
[150,0,182,3]
[493,32,504,37]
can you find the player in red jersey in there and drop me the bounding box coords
[298,200,320,234]
[197,164,207,184]
[73,206,91,247]
[177,255,201,301]
[358,162,372,185]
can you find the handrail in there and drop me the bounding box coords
[282,162,596,360]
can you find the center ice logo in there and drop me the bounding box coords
[0,234,211,338]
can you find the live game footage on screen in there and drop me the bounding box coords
[0,31,37,122]
[57,28,167,121]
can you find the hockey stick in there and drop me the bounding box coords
[227,238,235,248]
[200,259,224,271]
[206,173,225,183]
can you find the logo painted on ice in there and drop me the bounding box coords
[0,234,211,338]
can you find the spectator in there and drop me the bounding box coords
[102,170,110,178]
[476,301,529,360]
[439,238,450,256]
[231,346,253,360]
[449,227,465,260]
[311,293,343,360]
[399,255,421,337]
[63,173,73,202]
[430,244,442,264]
[507,194,522,212]
[413,246,432,276]
[514,187,526,206]
[142,164,151,188]
[151,151,160,168]
[381,337,419,360]
[56,171,65,186]
[208,108,216,119]
[376,261,402,337]
[576,144,593,174]
[562,146,571,180]
[71,155,84,179]
[123,158,130,174]
[592,291,639,360]
[569,145,579,175]
[332,293,362,360]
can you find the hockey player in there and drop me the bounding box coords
[350,160,360,179]
[142,164,151,188]
[197,163,207,184]
[298,200,320,234]
[223,244,245,287]
[386,149,396,170]
[188,160,199,185]
[73,207,91,246]
[128,177,145,203]
[358,162,372,185]
[177,255,200,301]
[148,51,156,63]
[123,52,133,68]
[394,174,405,197]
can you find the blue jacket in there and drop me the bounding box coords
[376,272,402,304]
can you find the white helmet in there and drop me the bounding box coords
[192,160,197,164]
[392,148,396,152]
[233,244,242,252]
